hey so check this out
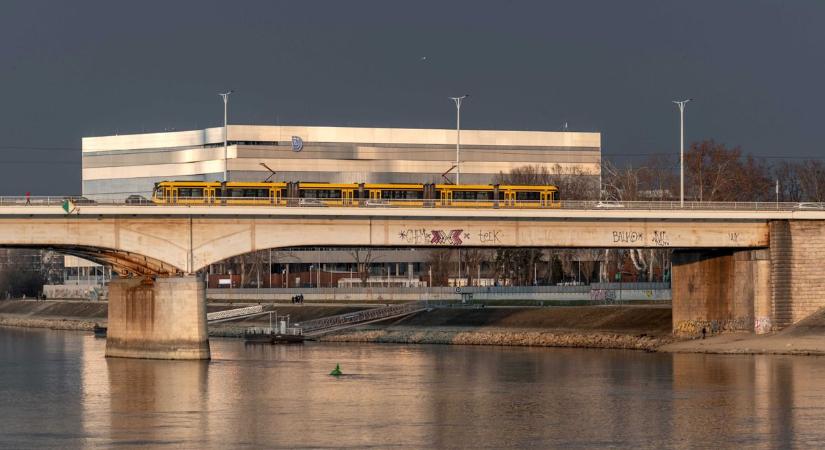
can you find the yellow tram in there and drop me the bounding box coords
[151,181,561,208]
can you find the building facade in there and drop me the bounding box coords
[82,125,601,199]
[81,124,601,286]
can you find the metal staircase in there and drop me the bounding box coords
[207,304,271,324]
[295,301,429,337]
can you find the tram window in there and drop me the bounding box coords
[155,188,164,199]
[301,189,342,199]
[515,191,540,201]
[242,189,268,198]
[553,191,559,201]
[178,188,204,198]
[381,190,423,200]
[453,191,492,201]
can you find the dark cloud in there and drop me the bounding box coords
[0,0,823,194]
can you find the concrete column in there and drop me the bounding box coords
[672,249,766,336]
[106,275,210,360]
[753,252,772,334]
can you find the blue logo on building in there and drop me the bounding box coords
[291,136,303,152]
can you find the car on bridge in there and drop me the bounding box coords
[595,201,625,208]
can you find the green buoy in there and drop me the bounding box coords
[330,363,342,376]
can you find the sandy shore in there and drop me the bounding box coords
[658,333,825,355]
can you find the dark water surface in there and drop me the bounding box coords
[1,328,825,449]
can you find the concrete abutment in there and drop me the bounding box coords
[672,220,825,336]
[105,276,210,360]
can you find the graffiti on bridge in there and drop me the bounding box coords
[398,228,502,246]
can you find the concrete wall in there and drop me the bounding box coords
[671,249,769,336]
[770,220,825,328]
[672,219,825,336]
[106,276,209,360]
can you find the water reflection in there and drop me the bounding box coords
[1,329,825,448]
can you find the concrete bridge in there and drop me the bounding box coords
[1,202,823,359]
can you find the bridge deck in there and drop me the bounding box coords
[0,203,824,220]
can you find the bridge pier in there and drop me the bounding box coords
[671,249,771,336]
[105,275,210,360]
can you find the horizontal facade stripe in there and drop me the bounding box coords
[83,158,600,181]
[82,144,601,168]
[82,125,600,152]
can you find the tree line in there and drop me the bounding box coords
[602,140,825,202]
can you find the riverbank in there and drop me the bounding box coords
[2,299,823,355]
[658,307,825,356]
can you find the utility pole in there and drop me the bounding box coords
[219,90,233,182]
[449,95,469,185]
[672,99,691,207]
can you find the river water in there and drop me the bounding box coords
[1,328,825,449]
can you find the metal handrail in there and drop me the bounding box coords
[296,301,427,334]
[1,195,822,211]
[206,304,266,322]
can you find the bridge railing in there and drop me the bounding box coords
[1,195,823,211]
[207,283,671,296]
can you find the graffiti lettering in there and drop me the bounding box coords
[398,228,431,244]
[430,229,465,245]
[651,230,670,246]
[478,230,502,244]
[612,231,644,243]
[729,232,740,242]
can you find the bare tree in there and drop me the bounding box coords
[494,164,599,200]
[774,161,802,202]
[797,160,825,202]
[462,249,487,286]
[427,249,453,287]
[349,248,376,285]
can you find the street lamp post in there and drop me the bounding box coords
[219,90,234,182]
[449,95,469,185]
[672,99,691,207]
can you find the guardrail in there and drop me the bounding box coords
[1,195,823,211]
[207,283,670,296]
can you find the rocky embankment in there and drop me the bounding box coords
[321,327,672,351]
[0,300,106,331]
[319,306,674,350]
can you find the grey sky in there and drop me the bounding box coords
[1,0,823,194]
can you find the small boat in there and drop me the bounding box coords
[93,324,107,338]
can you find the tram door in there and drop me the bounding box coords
[440,190,453,207]
[270,188,279,205]
[342,190,354,206]
[540,191,550,208]
[167,187,178,204]
[504,191,516,208]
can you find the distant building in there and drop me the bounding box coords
[81,124,602,286]
[82,125,601,199]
